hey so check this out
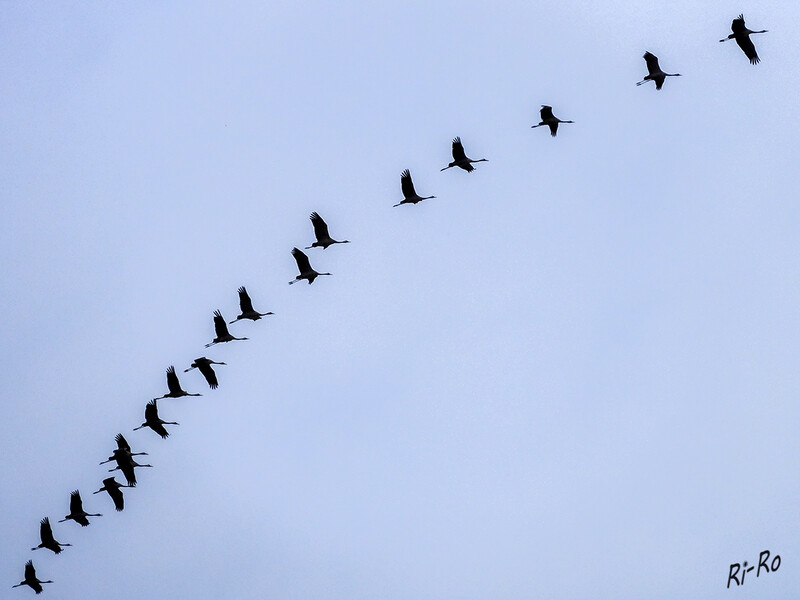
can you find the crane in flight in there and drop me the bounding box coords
[133,400,179,439]
[305,212,350,249]
[289,247,331,285]
[100,433,151,486]
[58,490,102,527]
[720,14,767,64]
[441,137,487,172]
[206,310,248,347]
[394,169,436,207]
[154,366,202,399]
[93,477,130,511]
[31,517,71,554]
[636,52,681,89]
[531,105,574,136]
[12,561,52,594]
[229,287,274,323]
[185,357,226,389]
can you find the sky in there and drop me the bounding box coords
[1,1,799,598]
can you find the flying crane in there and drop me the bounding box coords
[185,357,226,389]
[636,52,681,89]
[394,169,436,207]
[58,490,101,527]
[531,105,574,136]
[12,561,52,594]
[229,287,274,323]
[93,477,130,512]
[133,400,179,439]
[154,366,202,399]
[305,212,350,249]
[206,310,248,347]
[441,137,488,172]
[720,14,767,64]
[31,517,71,554]
[289,247,331,285]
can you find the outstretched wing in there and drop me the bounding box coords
[292,247,312,273]
[69,490,83,514]
[451,137,467,161]
[213,310,230,338]
[237,286,255,313]
[40,517,56,546]
[731,14,746,34]
[144,400,159,422]
[198,362,219,389]
[166,366,183,395]
[115,433,132,452]
[643,51,660,75]
[107,482,125,511]
[540,105,554,121]
[309,212,330,242]
[401,169,417,198]
[736,35,759,64]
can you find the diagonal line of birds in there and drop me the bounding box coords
[10,12,768,595]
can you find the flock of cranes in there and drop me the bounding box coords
[11,283,276,594]
[11,11,769,595]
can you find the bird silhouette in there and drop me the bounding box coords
[441,137,487,172]
[12,561,52,594]
[31,517,71,554]
[99,433,147,462]
[185,357,226,389]
[93,477,130,512]
[636,52,681,89]
[720,14,767,64]
[229,287,274,323]
[306,212,350,249]
[289,247,331,285]
[394,169,436,207]
[107,452,152,487]
[100,433,151,486]
[531,105,574,136]
[206,310,248,347]
[154,366,202,399]
[133,400,179,439]
[58,490,101,527]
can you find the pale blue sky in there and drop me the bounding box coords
[2,2,799,598]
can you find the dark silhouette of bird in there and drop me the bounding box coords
[99,433,147,462]
[93,477,130,511]
[531,105,574,136]
[58,490,101,527]
[31,517,71,554]
[305,212,350,249]
[636,52,681,89]
[12,561,52,594]
[441,137,488,172]
[289,247,331,285]
[720,14,767,64]
[154,366,202,399]
[205,310,248,347]
[107,451,152,487]
[184,357,226,389]
[229,287,274,323]
[394,169,436,207]
[100,433,151,486]
[133,400,179,439]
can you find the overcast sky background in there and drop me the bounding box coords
[2,1,799,598]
